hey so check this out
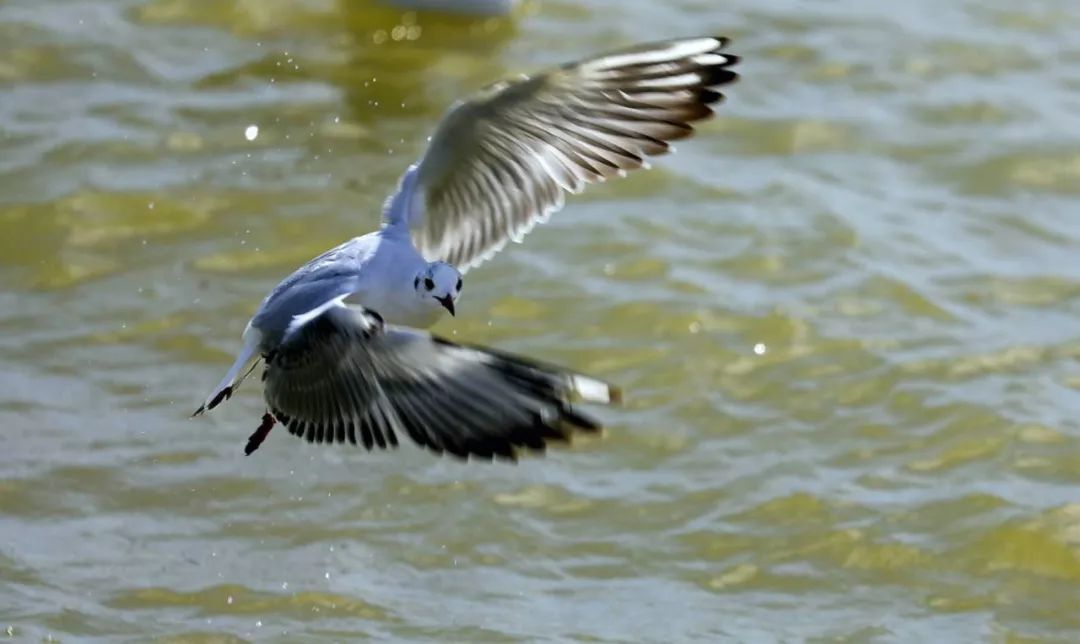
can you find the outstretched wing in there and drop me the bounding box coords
[383,36,740,272]
[261,304,619,460]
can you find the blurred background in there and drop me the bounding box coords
[2,0,1080,641]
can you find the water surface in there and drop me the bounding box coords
[2,0,1080,641]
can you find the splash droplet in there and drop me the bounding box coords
[244,125,259,141]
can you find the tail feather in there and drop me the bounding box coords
[193,325,263,416]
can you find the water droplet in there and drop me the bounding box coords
[226,595,234,605]
[244,125,259,141]
[753,343,766,355]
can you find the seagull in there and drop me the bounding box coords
[193,36,739,458]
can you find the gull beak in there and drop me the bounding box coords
[436,294,455,317]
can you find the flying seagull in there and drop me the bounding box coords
[193,36,739,458]
[217,304,619,459]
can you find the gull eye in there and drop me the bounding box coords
[424,277,434,291]
[456,278,463,291]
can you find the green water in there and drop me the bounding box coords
[2,0,1080,641]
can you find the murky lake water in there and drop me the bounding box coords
[2,0,1080,641]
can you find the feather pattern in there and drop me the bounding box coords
[261,304,619,460]
[385,36,740,272]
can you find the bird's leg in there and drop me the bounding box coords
[244,412,276,455]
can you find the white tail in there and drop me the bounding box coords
[194,325,263,415]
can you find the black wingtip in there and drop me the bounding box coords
[703,67,740,88]
[194,386,233,418]
[559,406,603,432]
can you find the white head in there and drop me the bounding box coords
[413,261,462,317]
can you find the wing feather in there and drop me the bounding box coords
[259,305,619,460]
[384,36,739,272]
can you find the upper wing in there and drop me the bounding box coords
[261,304,619,460]
[383,36,740,272]
[248,236,373,343]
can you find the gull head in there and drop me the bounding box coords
[414,261,462,317]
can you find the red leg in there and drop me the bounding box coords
[244,413,276,456]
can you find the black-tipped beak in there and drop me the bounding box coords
[436,294,455,316]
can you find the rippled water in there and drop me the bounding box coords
[2,0,1080,641]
